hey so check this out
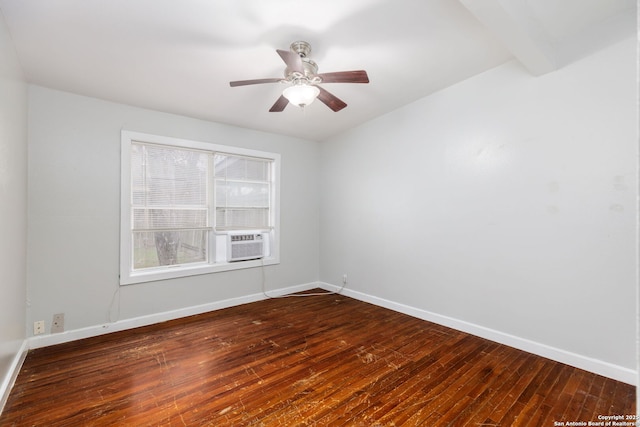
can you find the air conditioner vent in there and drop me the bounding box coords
[228,233,265,262]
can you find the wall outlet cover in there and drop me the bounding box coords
[34,320,45,335]
[52,313,65,333]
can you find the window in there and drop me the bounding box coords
[120,131,280,285]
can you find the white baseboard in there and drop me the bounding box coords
[319,282,637,386]
[28,282,319,350]
[0,340,28,416]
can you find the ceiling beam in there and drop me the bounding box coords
[459,0,557,76]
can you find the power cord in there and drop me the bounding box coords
[107,281,121,323]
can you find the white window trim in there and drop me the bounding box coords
[120,131,280,285]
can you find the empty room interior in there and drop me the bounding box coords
[0,0,637,425]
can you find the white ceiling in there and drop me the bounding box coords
[0,0,635,141]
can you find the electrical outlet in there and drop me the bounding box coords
[34,320,45,335]
[342,274,348,285]
[51,313,65,333]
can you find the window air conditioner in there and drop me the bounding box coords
[227,232,267,262]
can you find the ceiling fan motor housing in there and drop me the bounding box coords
[285,41,318,78]
[290,41,311,58]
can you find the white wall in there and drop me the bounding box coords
[27,86,319,333]
[320,37,637,373]
[0,8,27,405]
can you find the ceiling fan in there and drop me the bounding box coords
[229,41,369,112]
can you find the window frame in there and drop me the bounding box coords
[120,131,280,285]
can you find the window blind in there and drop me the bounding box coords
[131,142,210,269]
[214,154,271,230]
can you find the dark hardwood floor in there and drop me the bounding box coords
[1,290,635,426]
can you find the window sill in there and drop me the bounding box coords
[120,256,279,285]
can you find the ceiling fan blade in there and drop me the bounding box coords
[230,78,282,87]
[317,86,347,112]
[317,70,369,84]
[269,95,289,112]
[276,49,304,74]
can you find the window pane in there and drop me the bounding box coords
[216,208,270,230]
[215,181,269,208]
[214,153,271,230]
[133,208,208,229]
[131,142,210,271]
[132,144,209,207]
[133,230,207,270]
[214,155,269,181]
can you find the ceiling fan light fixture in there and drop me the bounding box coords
[283,83,320,108]
[229,41,369,112]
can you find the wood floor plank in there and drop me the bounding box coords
[0,291,634,426]
[457,350,531,426]
[527,403,554,427]
[488,354,547,424]
[336,338,467,424]
[304,335,457,424]
[374,339,494,425]
[538,364,576,426]
[414,343,500,419]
